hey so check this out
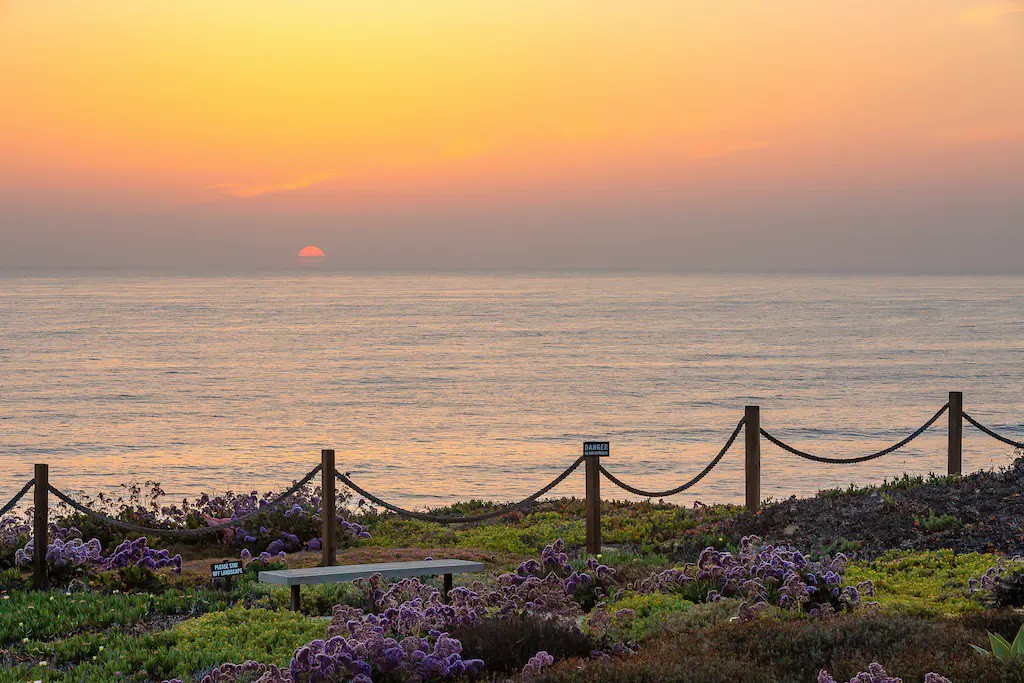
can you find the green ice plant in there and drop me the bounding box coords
[971,623,1024,664]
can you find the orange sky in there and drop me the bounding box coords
[1,1,1022,269]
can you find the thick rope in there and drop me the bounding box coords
[964,412,1024,449]
[759,404,949,464]
[598,418,746,498]
[336,455,585,524]
[47,465,322,537]
[0,480,34,518]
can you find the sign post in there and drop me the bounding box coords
[211,560,243,590]
[583,441,609,555]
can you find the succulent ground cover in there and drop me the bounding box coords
[2,457,1024,681]
[728,457,1024,557]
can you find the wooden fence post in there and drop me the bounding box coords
[32,464,48,590]
[745,406,761,511]
[584,441,608,555]
[948,392,963,476]
[321,449,337,567]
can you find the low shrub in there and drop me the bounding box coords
[633,535,873,620]
[535,611,1024,683]
[5,606,325,683]
[0,587,236,646]
[586,592,694,642]
[915,511,962,534]
[846,549,995,615]
[819,663,951,683]
[453,613,595,673]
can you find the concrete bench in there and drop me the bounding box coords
[259,559,485,610]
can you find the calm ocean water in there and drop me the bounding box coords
[1,272,1022,509]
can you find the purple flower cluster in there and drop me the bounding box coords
[15,536,101,569]
[12,528,182,577]
[635,535,873,619]
[488,540,616,618]
[522,650,555,678]
[240,547,287,569]
[2,480,372,570]
[0,516,30,548]
[266,533,302,555]
[317,596,484,682]
[818,663,951,683]
[161,591,485,683]
[296,627,480,682]
[350,542,614,627]
[344,579,484,632]
[232,512,368,561]
[967,557,1023,594]
[14,530,182,574]
[103,537,183,573]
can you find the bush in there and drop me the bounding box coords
[587,592,695,642]
[453,613,596,674]
[633,536,873,620]
[915,511,962,534]
[535,612,1024,683]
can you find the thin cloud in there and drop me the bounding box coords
[209,171,337,198]
[959,1,1024,27]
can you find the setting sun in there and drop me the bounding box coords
[298,245,325,258]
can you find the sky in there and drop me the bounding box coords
[1,1,1022,271]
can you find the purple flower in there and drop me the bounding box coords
[819,663,951,683]
[523,650,555,678]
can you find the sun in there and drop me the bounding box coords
[297,245,326,265]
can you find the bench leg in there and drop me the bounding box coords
[290,585,301,612]
[443,574,453,604]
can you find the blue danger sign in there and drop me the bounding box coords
[211,560,243,579]
[583,441,609,457]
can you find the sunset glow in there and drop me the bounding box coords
[1,1,1021,269]
[3,2,1021,201]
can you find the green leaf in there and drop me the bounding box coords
[972,644,993,657]
[1013,625,1024,659]
[990,631,1013,662]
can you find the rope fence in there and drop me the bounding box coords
[336,455,585,524]
[964,412,1024,450]
[3,390,1021,586]
[0,479,34,518]
[759,404,950,464]
[598,418,746,498]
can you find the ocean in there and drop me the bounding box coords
[1,272,1022,509]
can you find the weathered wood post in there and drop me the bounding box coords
[948,391,963,476]
[321,449,337,567]
[584,441,608,555]
[745,406,761,511]
[32,464,48,589]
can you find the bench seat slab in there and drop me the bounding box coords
[259,559,484,587]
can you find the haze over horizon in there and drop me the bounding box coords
[2,1,1022,272]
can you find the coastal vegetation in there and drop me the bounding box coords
[2,454,1024,682]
